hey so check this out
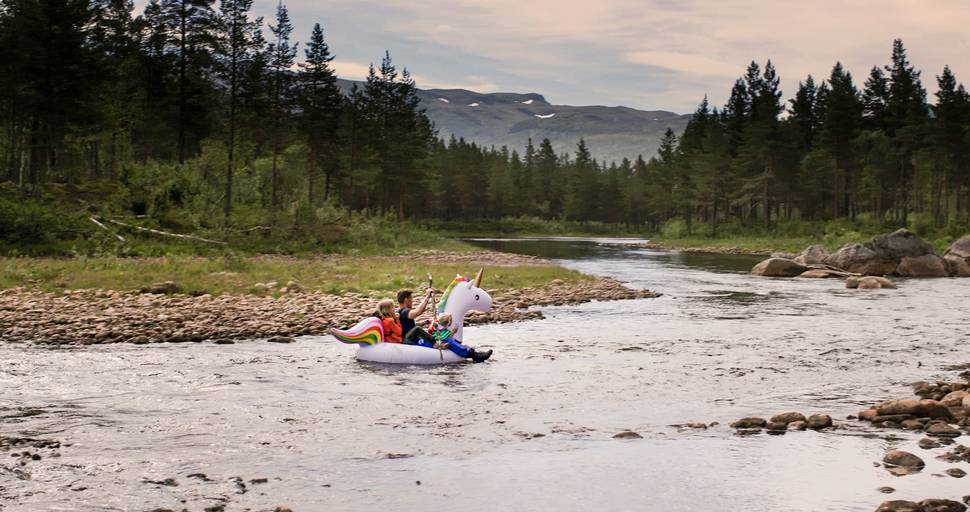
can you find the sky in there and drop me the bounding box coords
[173,0,970,113]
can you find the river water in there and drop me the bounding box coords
[2,238,969,511]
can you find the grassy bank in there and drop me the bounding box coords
[648,217,968,255]
[0,254,591,296]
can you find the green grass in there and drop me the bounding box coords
[0,254,590,296]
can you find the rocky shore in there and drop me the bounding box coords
[751,230,970,287]
[0,276,659,345]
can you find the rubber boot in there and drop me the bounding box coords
[470,348,493,363]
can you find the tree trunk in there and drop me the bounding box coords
[178,1,188,164]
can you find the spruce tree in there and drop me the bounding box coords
[299,23,343,205]
[213,0,261,220]
[267,0,297,212]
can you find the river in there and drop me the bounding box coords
[2,238,969,511]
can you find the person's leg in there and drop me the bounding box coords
[405,326,435,345]
[441,337,472,358]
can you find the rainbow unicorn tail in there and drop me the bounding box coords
[331,317,384,346]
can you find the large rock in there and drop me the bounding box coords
[883,450,925,469]
[793,245,830,265]
[751,258,808,277]
[870,229,935,260]
[945,234,970,259]
[920,499,968,512]
[825,243,897,275]
[876,399,951,418]
[946,255,970,277]
[944,235,970,277]
[897,254,950,277]
[807,414,833,429]
[875,501,923,512]
[941,390,968,407]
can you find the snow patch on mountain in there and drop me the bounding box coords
[534,113,556,119]
[468,102,480,107]
[521,99,534,105]
[438,98,450,103]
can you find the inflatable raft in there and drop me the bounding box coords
[330,270,493,365]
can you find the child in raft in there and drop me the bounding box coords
[418,313,492,362]
[374,299,403,343]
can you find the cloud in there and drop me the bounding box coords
[138,0,970,112]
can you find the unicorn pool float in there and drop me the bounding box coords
[330,269,493,364]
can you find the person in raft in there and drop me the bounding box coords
[396,288,438,345]
[374,299,403,343]
[421,313,493,363]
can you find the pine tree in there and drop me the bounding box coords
[213,0,261,220]
[861,66,890,131]
[818,62,862,218]
[266,0,297,212]
[159,0,217,163]
[299,23,343,204]
[884,39,929,224]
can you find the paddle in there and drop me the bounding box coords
[427,273,443,362]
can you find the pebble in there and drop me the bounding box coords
[883,450,925,470]
[730,417,767,429]
[946,468,966,478]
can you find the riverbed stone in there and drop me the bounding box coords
[919,438,942,449]
[919,499,967,512]
[941,391,969,407]
[807,414,833,429]
[902,419,926,430]
[787,420,808,431]
[770,412,807,425]
[765,421,788,431]
[730,417,767,429]
[613,431,642,439]
[266,336,295,344]
[926,423,961,438]
[875,500,924,512]
[946,468,967,478]
[858,276,898,289]
[751,258,809,277]
[897,254,950,278]
[883,450,925,470]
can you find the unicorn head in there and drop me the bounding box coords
[437,268,493,342]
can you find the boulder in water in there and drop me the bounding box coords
[944,235,970,277]
[883,450,925,469]
[897,254,949,277]
[875,501,924,512]
[793,244,830,265]
[824,244,897,275]
[751,258,808,277]
[870,228,935,260]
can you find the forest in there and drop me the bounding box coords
[2,0,969,254]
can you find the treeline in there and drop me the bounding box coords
[654,39,970,236]
[2,1,968,241]
[0,0,432,226]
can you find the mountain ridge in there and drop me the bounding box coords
[336,79,690,164]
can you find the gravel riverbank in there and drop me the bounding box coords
[0,276,658,346]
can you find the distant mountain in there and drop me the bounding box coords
[337,79,690,164]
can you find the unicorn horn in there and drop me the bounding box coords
[473,267,484,287]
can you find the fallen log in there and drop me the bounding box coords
[100,218,227,245]
[88,217,126,242]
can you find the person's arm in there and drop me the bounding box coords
[408,288,434,319]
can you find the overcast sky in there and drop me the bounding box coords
[204,0,970,113]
